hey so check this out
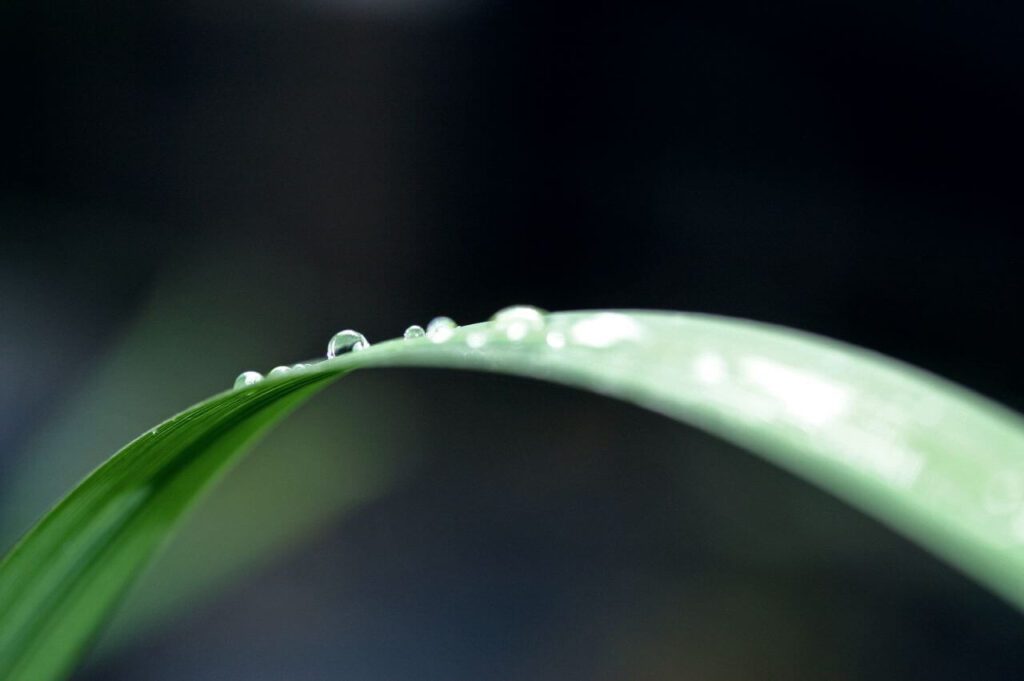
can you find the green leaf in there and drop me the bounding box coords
[2,310,1024,680]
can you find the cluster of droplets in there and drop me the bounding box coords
[233,305,612,390]
[488,306,643,351]
[233,328,372,389]
[401,317,459,342]
[402,307,551,349]
[233,361,317,389]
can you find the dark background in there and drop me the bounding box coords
[2,1,1022,679]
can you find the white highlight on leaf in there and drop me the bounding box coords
[694,352,727,384]
[741,357,850,426]
[569,313,641,348]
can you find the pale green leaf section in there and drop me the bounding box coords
[2,310,1024,681]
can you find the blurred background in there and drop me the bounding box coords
[2,0,1024,678]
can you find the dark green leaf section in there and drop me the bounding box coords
[0,373,340,681]
[2,310,1024,681]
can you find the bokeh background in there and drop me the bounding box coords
[3,1,1024,679]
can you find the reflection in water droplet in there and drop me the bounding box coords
[268,366,291,378]
[234,371,264,389]
[467,332,487,349]
[569,313,640,348]
[427,316,457,343]
[546,331,566,349]
[404,324,426,339]
[327,330,370,358]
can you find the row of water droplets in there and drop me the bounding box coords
[234,306,619,389]
[233,325,374,389]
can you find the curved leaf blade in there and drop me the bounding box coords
[0,376,340,680]
[2,310,1023,680]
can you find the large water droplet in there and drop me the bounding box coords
[234,371,264,389]
[404,324,425,339]
[327,330,370,358]
[492,305,546,342]
[268,365,291,378]
[426,316,457,343]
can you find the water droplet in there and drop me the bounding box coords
[327,329,370,358]
[268,365,291,378]
[404,324,425,339]
[291,362,309,371]
[545,331,566,349]
[427,316,457,343]
[234,371,264,389]
[492,305,547,323]
[466,331,487,349]
[492,305,547,342]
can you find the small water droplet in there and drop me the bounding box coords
[327,329,370,358]
[427,316,457,343]
[492,305,546,342]
[466,331,487,349]
[404,324,425,339]
[268,365,291,378]
[545,331,566,349]
[291,362,309,371]
[234,371,264,389]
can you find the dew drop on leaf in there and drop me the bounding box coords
[268,366,291,378]
[233,371,264,389]
[491,304,547,321]
[327,330,370,358]
[492,305,547,341]
[426,316,457,342]
[404,324,426,339]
